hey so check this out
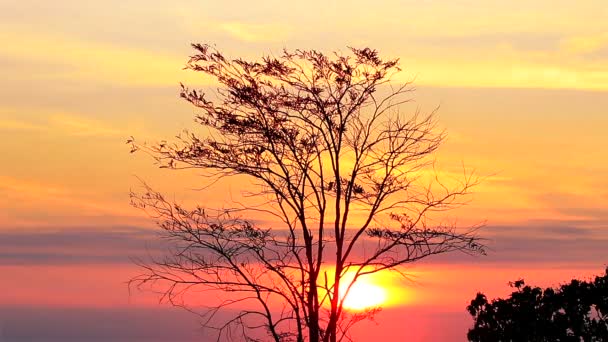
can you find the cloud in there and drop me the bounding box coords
[0,110,136,137]
[0,306,201,342]
[0,175,70,198]
[0,227,161,265]
[48,114,125,137]
[395,48,608,91]
[423,224,608,266]
[0,27,210,87]
[219,21,292,43]
[3,1,608,90]
[0,176,142,228]
[1,222,606,268]
[536,191,608,224]
[0,119,46,132]
[561,32,608,54]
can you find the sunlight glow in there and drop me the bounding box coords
[320,267,411,311]
[341,280,388,311]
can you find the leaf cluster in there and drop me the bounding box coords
[467,268,608,342]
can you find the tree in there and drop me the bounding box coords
[129,44,485,342]
[467,267,608,342]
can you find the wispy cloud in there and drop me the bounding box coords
[0,175,69,198]
[394,44,608,90]
[0,119,46,132]
[219,21,292,43]
[48,114,124,137]
[561,32,608,54]
[0,26,210,87]
[0,227,160,265]
[0,176,141,228]
[0,111,136,137]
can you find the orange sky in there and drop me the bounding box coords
[0,0,607,340]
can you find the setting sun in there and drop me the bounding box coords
[332,268,406,311]
[341,280,388,311]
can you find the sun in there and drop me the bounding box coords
[340,280,388,311]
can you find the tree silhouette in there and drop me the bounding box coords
[467,267,608,342]
[129,45,485,342]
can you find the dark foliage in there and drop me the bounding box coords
[467,267,608,342]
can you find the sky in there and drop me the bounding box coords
[0,0,607,340]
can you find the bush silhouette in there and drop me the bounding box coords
[467,267,608,341]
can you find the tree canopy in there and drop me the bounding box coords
[130,45,484,342]
[467,267,608,342]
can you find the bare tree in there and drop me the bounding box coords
[129,45,485,342]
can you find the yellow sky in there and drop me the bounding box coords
[0,0,606,231]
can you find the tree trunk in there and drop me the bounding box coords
[308,282,320,342]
